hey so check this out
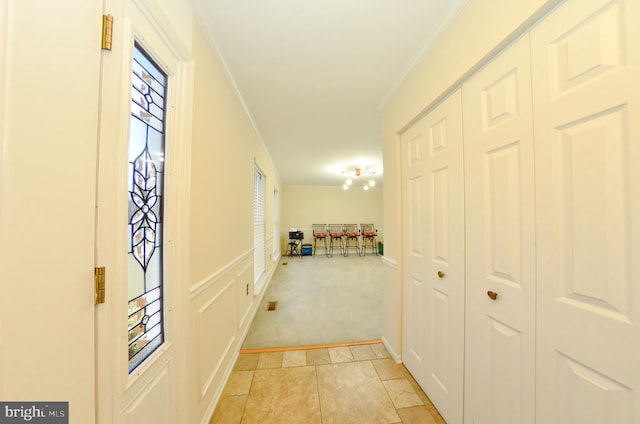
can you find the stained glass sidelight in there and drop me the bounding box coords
[127,44,167,373]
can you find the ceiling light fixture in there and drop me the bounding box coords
[342,168,376,191]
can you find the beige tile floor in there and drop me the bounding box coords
[210,342,445,424]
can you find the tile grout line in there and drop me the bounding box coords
[313,362,325,424]
[239,369,256,423]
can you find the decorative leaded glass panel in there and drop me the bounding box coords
[127,44,167,373]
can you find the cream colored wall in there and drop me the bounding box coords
[190,24,280,283]
[281,186,383,249]
[189,19,282,424]
[380,0,563,358]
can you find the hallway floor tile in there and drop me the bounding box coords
[210,342,445,424]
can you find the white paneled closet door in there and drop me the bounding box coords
[401,91,465,424]
[401,110,429,390]
[462,35,537,424]
[531,0,640,422]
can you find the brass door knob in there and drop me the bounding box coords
[487,291,498,300]
[437,271,445,279]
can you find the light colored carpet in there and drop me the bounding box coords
[242,253,384,349]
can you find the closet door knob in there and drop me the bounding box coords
[487,291,498,300]
[437,271,445,279]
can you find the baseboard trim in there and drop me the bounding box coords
[381,336,402,364]
[381,256,397,269]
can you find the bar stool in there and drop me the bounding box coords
[360,223,378,256]
[328,224,344,258]
[343,224,361,257]
[312,224,329,257]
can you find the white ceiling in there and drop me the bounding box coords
[192,0,466,187]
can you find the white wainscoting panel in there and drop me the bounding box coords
[196,277,237,399]
[124,364,172,424]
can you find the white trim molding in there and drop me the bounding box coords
[381,256,398,269]
[190,249,254,299]
[382,336,402,364]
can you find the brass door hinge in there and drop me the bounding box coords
[95,267,106,305]
[101,14,113,51]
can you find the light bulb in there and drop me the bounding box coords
[346,179,353,186]
[369,180,376,187]
[364,185,369,191]
[343,184,349,190]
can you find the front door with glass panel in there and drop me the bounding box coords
[94,3,189,422]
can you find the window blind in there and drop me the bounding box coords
[254,167,266,282]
